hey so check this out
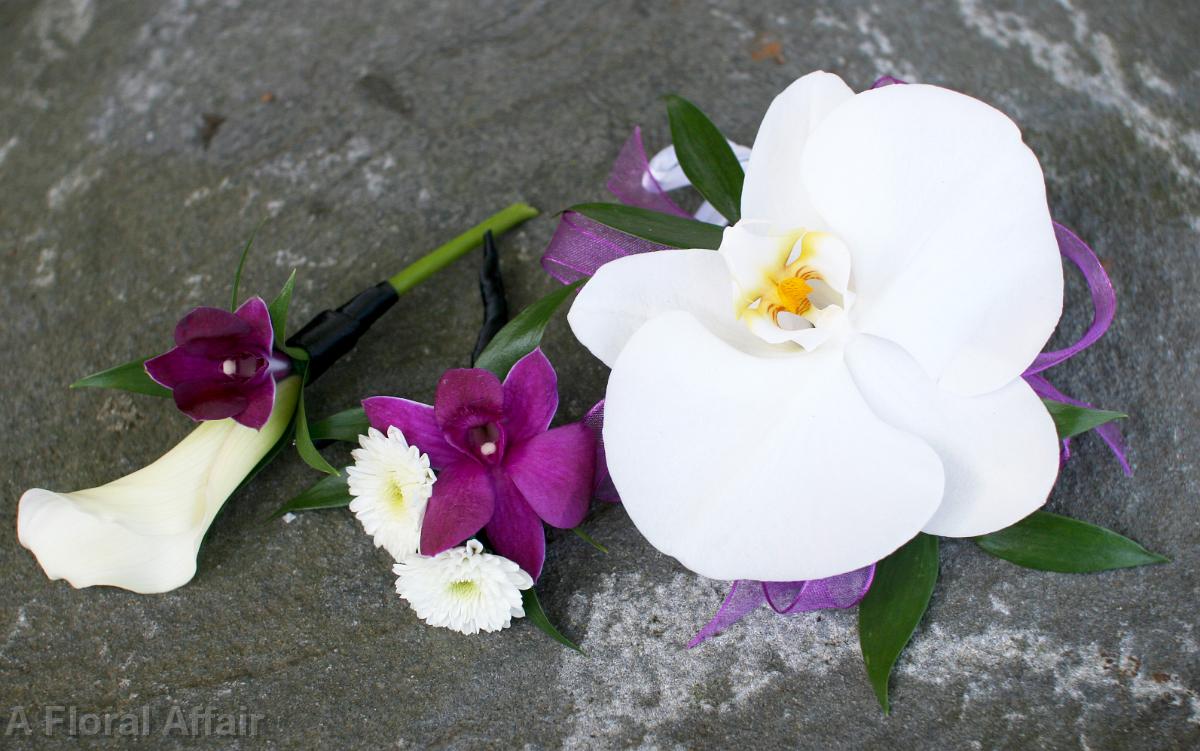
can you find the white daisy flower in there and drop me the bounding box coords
[394,540,534,635]
[347,426,436,560]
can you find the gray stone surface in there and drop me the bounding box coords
[1,0,1198,747]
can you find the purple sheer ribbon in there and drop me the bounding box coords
[583,400,619,503]
[1026,223,1118,375]
[541,127,688,283]
[870,75,906,88]
[541,212,663,284]
[688,567,876,648]
[1019,222,1130,475]
[607,127,692,217]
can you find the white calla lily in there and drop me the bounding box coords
[17,376,301,594]
[569,72,1064,581]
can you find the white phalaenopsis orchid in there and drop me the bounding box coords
[17,377,301,594]
[569,72,1064,581]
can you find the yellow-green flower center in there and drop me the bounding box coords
[447,580,479,598]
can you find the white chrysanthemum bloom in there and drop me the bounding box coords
[394,540,533,635]
[347,426,436,560]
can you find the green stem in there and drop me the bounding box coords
[387,202,539,295]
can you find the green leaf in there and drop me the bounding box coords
[859,533,939,714]
[474,281,584,379]
[569,202,724,250]
[521,588,582,653]
[71,358,171,398]
[271,474,352,518]
[975,511,1168,573]
[309,406,370,443]
[1042,399,1126,439]
[268,269,297,343]
[294,391,339,476]
[664,94,744,223]
[230,219,265,310]
[290,360,339,477]
[571,526,608,554]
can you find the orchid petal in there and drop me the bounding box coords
[17,377,300,593]
[419,459,495,556]
[718,221,793,296]
[505,423,595,528]
[174,306,253,357]
[232,374,276,430]
[144,348,219,388]
[434,368,504,454]
[845,335,1060,537]
[363,396,460,468]
[740,71,854,228]
[172,379,248,422]
[604,311,944,581]
[485,473,546,580]
[568,248,761,368]
[802,83,1063,396]
[233,296,275,349]
[502,349,558,444]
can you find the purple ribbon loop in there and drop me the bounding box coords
[688,566,876,648]
[1020,222,1129,474]
[540,211,663,284]
[607,126,692,217]
[1026,223,1118,375]
[583,400,620,503]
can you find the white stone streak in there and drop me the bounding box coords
[47,164,101,210]
[33,0,95,60]
[0,137,18,168]
[958,0,1200,185]
[556,572,1199,747]
[853,8,920,83]
[32,248,57,288]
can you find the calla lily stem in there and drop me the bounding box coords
[387,202,539,296]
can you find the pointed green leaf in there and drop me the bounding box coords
[294,391,339,476]
[975,511,1168,572]
[569,203,724,250]
[230,219,265,310]
[271,474,352,518]
[268,269,297,343]
[521,588,582,653]
[859,533,939,714]
[289,359,338,477]
[664,94,744,223]
[309,406,370,443]
[474,280,584,379]
[571,526,608,554]
[71,358,171,398]
[1042,399,1126,439]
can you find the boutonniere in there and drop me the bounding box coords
[541,72,1163,710]
[17,204,537,595]
[275,232,603,646]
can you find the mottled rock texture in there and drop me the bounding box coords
[1,0,1198,748]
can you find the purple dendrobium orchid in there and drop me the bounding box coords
[363,349,596,580]
[145,297,291,430]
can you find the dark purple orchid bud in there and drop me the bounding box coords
[145,297,290,430]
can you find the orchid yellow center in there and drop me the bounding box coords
[725,228,854,349]
[774,275,816,317]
